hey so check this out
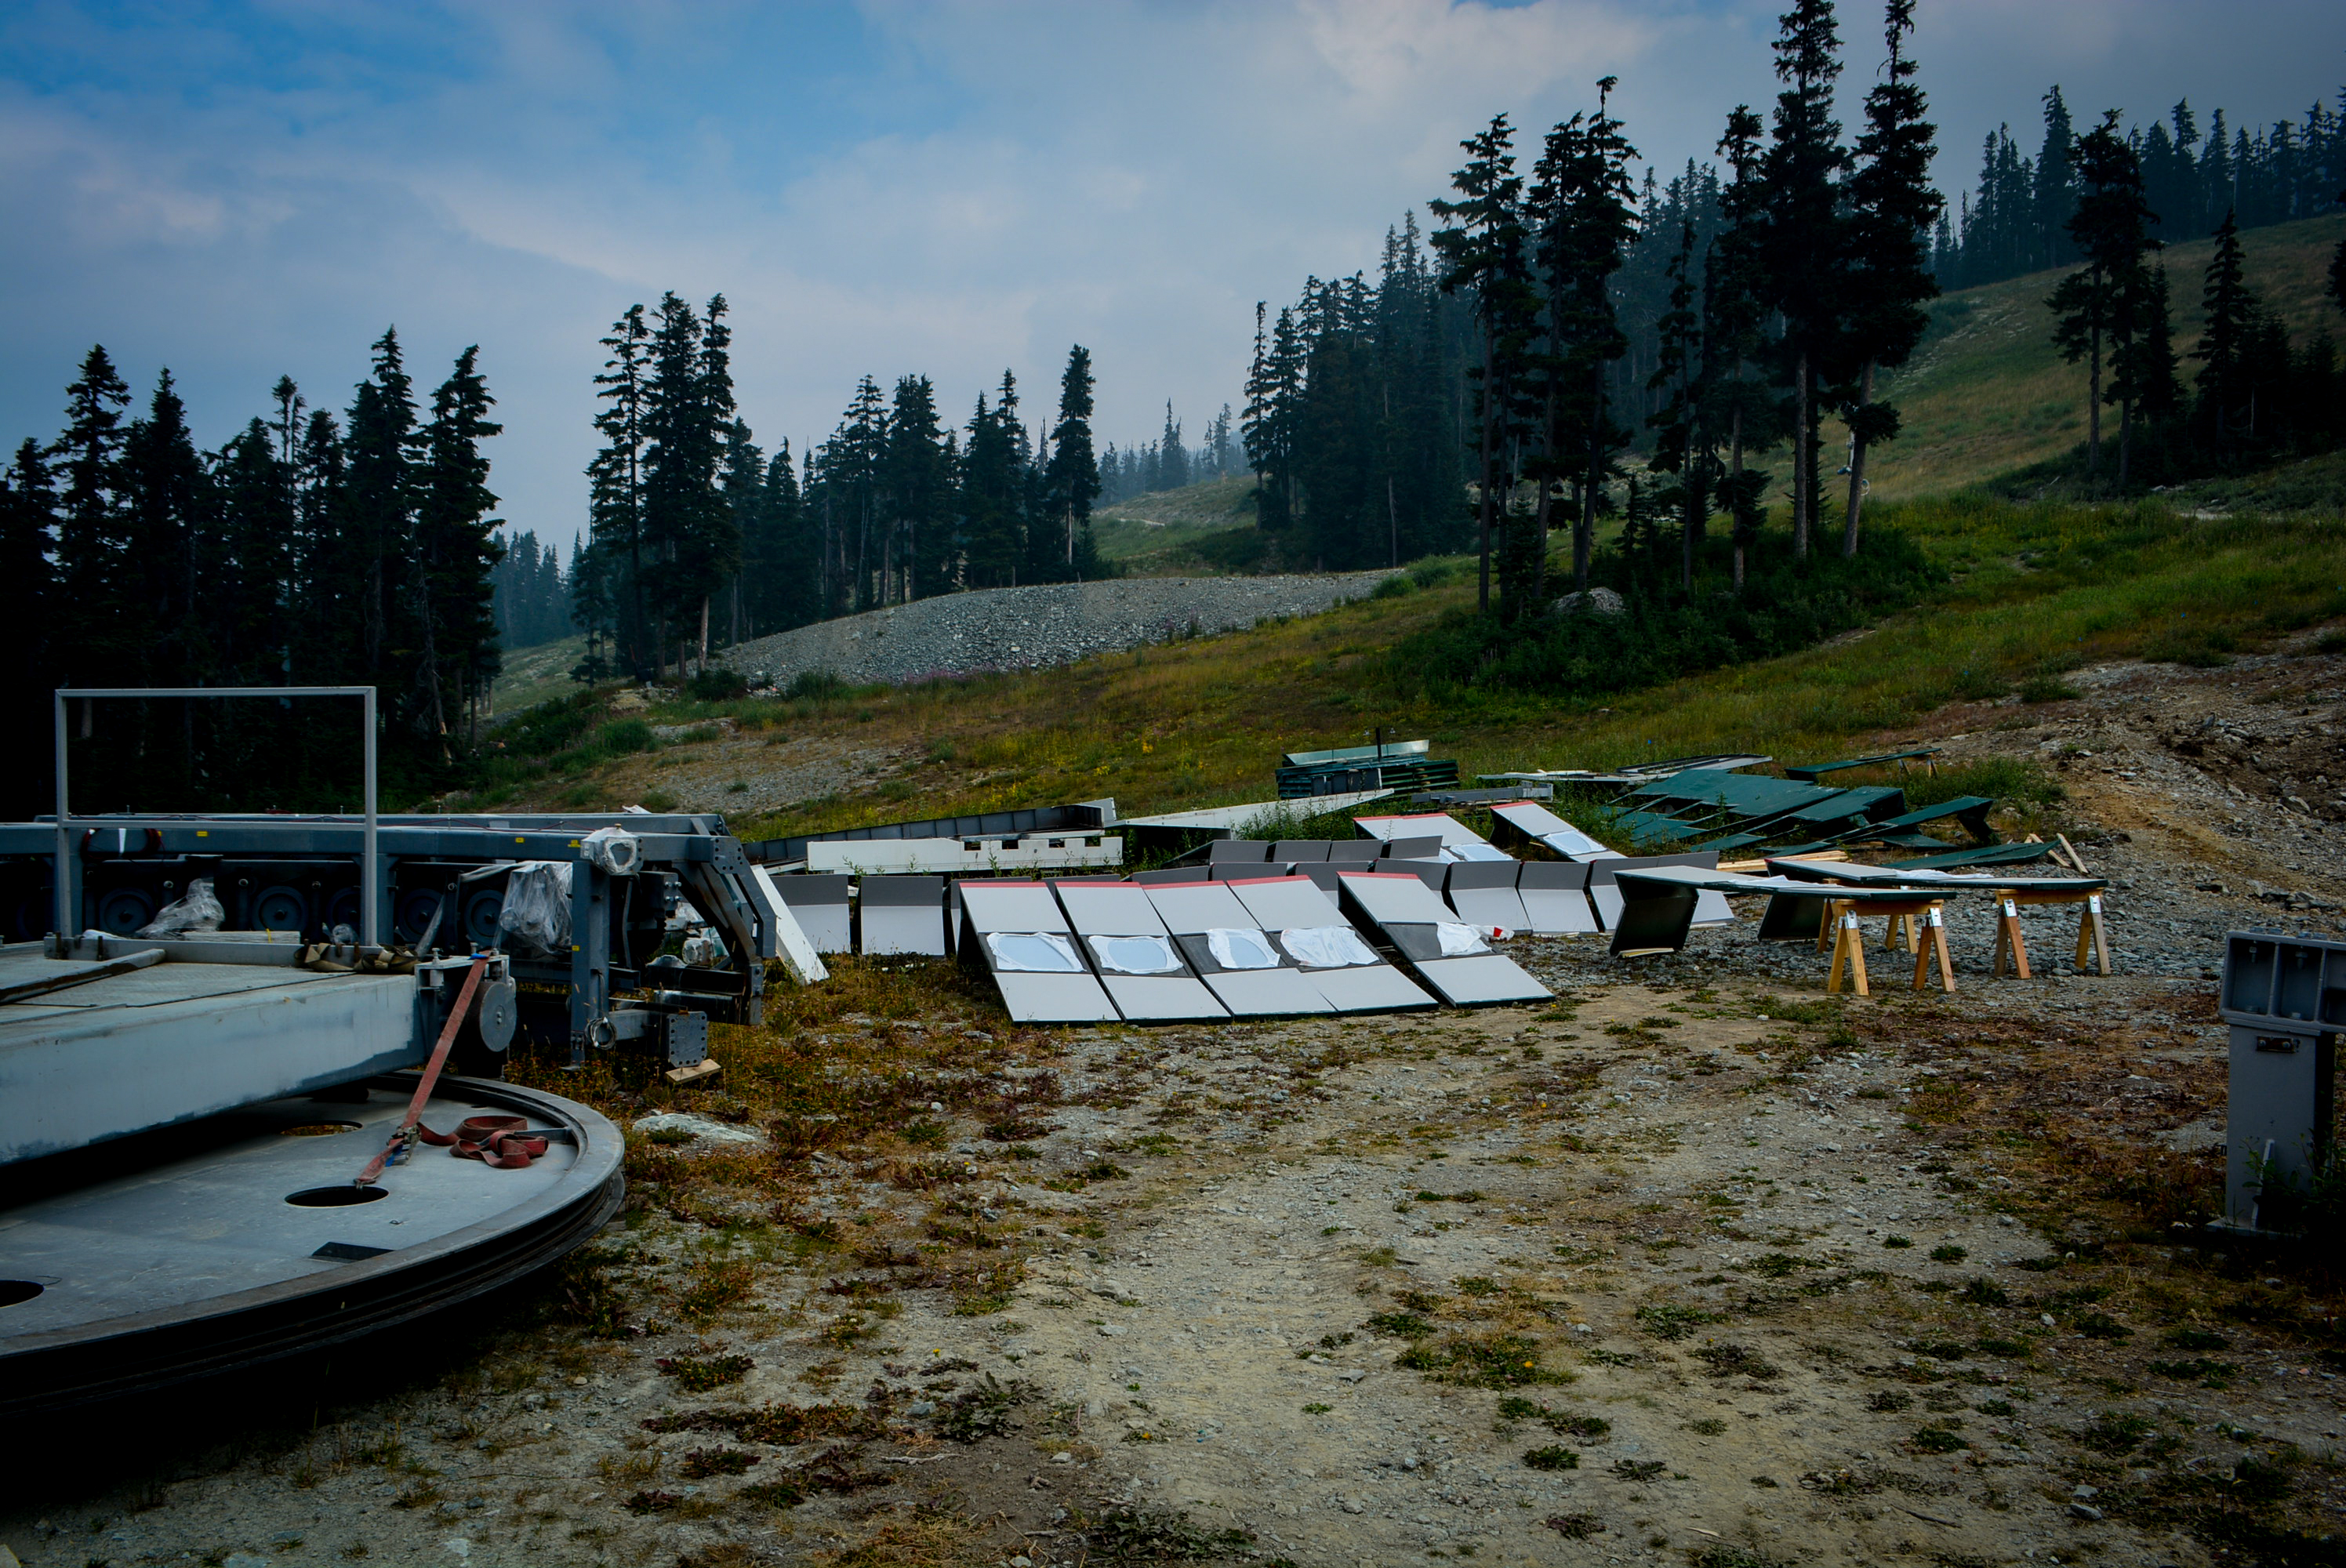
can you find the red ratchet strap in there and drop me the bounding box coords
[354,956,488,1188]
[434,1115,548,1169]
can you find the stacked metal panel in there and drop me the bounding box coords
[1514,861,1600,935]
[956,881,1118,1023]
[1336,871,1552,1006]
[1053,882,1229,1022]
[859,875,948,956]
[777,874,854,953]
[1443,862,1532,933]
[1142,879,1335,1017]
[1222,875,1435,1013]
[1487,800,1620,862]
[1586,853,1734,931]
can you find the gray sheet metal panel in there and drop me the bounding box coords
[992,972,1120,1023]
[1327,840,1382,862]
[1272,841,1333,862]
[858,876,947,956]
[1306,964,1436,1012]
[1131,866,1208,885]
[1382,836,1445,862]
[1444,862,1531,931]
[1099,975,1229,1022]
[777,875,853,953]
[1208,839,1272,863]
[2226,1022,2335,1228]
[1515,862,1600,935]
[0,967,420,1165]
[1412,954,1552,1006]
[1198,969,1335,1017]
[1585,852,1726,931]
[1338,870,1460,926]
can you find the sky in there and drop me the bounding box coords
[3,0,2341,551]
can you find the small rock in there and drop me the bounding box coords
[630,1112,766,1149]
[2069,1502,2104,1521]
[2073,1484,2099,1499]
[1098,1323,1127,1338]
[1051,1451,1074,1464]
[220,1556,271,1568]
[1550,586,1626,619]
[1340,1497,1367,1515]
[908,1400,935,1416]
[1011,1558,1033,1568]
[1338,1369,1368,1383]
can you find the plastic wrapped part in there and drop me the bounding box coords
[1205,927,1283,970]
[134,878,223,938]
[497,862,574,956]
[1088,933,1183,975]
[581,826,642,876]
[1436,922,1491,956]
[985,931,1084,973]
[1278,925,1380,968]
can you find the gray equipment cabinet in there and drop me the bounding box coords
[2217,931,2346,1232]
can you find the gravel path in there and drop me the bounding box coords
[717,573,1395,689]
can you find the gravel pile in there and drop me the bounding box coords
[717,572,1395,689]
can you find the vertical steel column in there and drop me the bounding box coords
[53,691,71,938]
[362,687,379,949]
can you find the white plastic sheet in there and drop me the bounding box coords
[498,862,574,956]
[1090,934,1182,975]
[135,877,223,938]
[1435,922,1492,956]
[581,826,642,875]
[986,931,1084,973]
[1204,927,1282,970]
[1277,925,1379,968]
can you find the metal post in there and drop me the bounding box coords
[362,687,378,949]
[53,691,71,938]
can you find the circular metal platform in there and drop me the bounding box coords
[0,1073,623,1415]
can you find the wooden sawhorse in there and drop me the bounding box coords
[1990,887,2113,978]
[1825,898,1956,996]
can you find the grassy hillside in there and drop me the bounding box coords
[1849,213,2346,499]
[1090,474,1266,573]
[459,497,2344,844]
[489,632,588,716]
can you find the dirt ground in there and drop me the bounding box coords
[8,651,2344,1568]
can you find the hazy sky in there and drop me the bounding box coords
[4,0,2340,547]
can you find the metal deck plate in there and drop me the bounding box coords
[992,973,1120,1023]
[1307,965,1435,1012]
[0,1073,620,1414]
[858,876,947,957]
[1198,970,1335,1017]
[1098,975,1229,1021]
[1412,954,1552,1006]
[776,875,854,953]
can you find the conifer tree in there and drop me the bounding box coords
[119,370,213,699]
[344,328,419,685]
[213,418,295,684]
[1045,347,1102,573]
[1760,0,1849,557]
[412,346,503,742]
[887,376,953,597]
[0,441,57,818]
[1706,105,1775,590]
[585,303,652,676]
[1839,0,1939,555]
[1531,84,1639,601]
[1431,114,1535,614]
[2046,113,2154,478]
[2032,87,2078,271]
[50,346,132,705]
[2192,212,2255,452]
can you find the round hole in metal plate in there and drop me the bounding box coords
[279,1122,363,1138]
[285,1185,389,1207]
[0,1279,42,1307]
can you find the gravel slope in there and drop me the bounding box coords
[717,573,1395,689]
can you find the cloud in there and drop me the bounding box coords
[1,0,2337,547]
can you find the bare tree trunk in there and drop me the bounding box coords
[1792,350,1810,560]
[2086,325,2103,477]
[1476,337,1493,614]
[1730,360,1746,593]
[1387,475,1399,570]
[2117,396,2133,488]
[698,597,710,674]
[1843,361,1874,559]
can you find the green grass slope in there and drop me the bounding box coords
[1090,474,1266,573]
[1851,214,2346,499]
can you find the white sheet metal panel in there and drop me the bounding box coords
[859,875,948,956]
[1097,975,1229,1021]
[1224,874,1343,929]
[1488,800,1615,860]
[1353,811,1486,848]
[959,880,1072,933]
[1444,863,1531,932]
[1515,862,1600,936]
[1055,880,1168,935]
[1336,870,1461,925]
[992,973,1120,1024]
[1113,787,1393,831]
[1413,953,1553,1006]
[746,866,830,983]
[807,836,1123,875]
[776,874,854,953]
[1142,880,1259,934]
[1306,964,1436,1011]
[1142,880,1331,1017]
[1222,876,1433,1013]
